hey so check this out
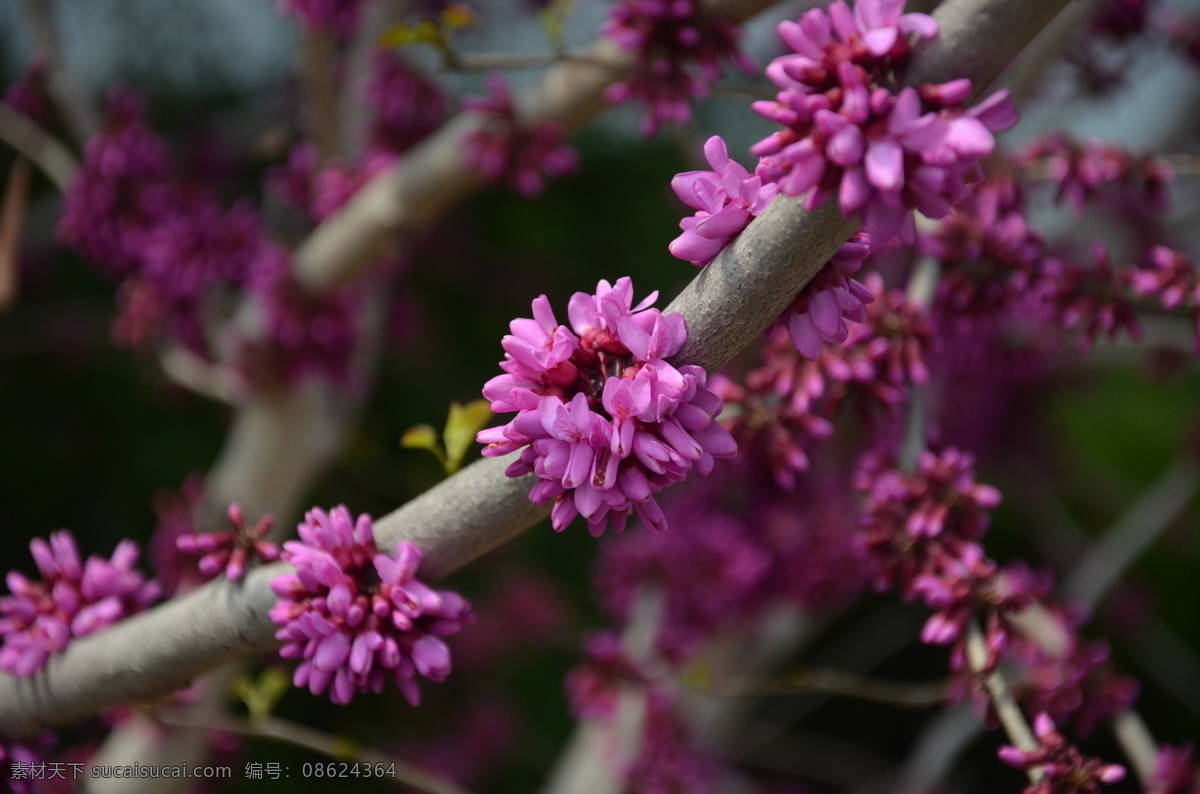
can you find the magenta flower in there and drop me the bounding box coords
[57,91,173,279]
[998,713,1125,794]
[478,278,737,536]
[463,73,579,198]
[0,531,160,677]
[242,244,363,387]
[751,0,1017,246]
[603,0,753,136]
[669,135,778,266]
[269,506,472,706]
[175,503,280,583]
[779,232,874,359]
[367,52,447,154]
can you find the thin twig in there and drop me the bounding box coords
[0,104,79,192]
[690,666,948,709]
[15,0,99,145]
[965,622,1042,785]
[302,30,343,161]
[443,50,620,71]
[153,710,472,794]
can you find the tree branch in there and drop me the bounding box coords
[0,0,1072,741]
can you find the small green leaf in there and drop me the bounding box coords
[539,0,574,51]
[234,668,291,723]
[441,3,479,31]
[401,424,448,470]
[378,19,441,48]
[443,399,493,474]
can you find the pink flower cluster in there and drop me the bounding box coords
[175,503,279,583]
[1129,246,1200,351]
[716,274,931,489]
[998,713,1125,794]
[0,532,159,677]
[269,506,472,705]
[478,277,736,536]
[367,52,448,155]
[1019,132,1173,214]
[463,74,579,198]
[856,447,1021,668]
[668,136,778,266]
[602,0,753,136]
[59,94,363,386]
[751,0,1017,246]
[594,481,867,661]
[780,232,874,359]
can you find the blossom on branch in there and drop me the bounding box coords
[463,73,579,198]
[175,503,279,583]
[269,506,472,706]
[603,0,753,136]
[478,277,736,536]
[752,0,1017,245]
[997,713,1125,794]
[669,135,778,266]
[0,532,160,677]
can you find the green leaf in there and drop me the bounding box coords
[539,0,574,50]
[443,399,493,474]
[233,668,291,724]
[401,423,448,470]
[377,20,441,48]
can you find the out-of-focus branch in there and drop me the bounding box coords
[965,623,1041,785]
[0,0,1073,740]
[154,710,473,794]
[302,30,343,161]
[1064,455,1199,609]
[15,0,99,145]
[542,590,663,794]
[0,104,78,192]
[692,666,947,708]
[291,0,788,293]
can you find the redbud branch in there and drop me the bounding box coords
[301,30,344,162]
[15,0,99,146]
[440,51,621,71]
[542,588,664,794]
[153,710,473,794]
[0,0,1076,740]
[1111,711,1159,784]
[0,104,78,193]
[964,622,1042,785]
[688,666,948,708]
[290,0,791,293]
[1063,455,1200,609]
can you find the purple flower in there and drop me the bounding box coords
[242,244,363,388]
[669,136,778,266]
[58,91,173,279]
[779,232,874,359]
[269,506,472,706]
[0,531,160,677]
[1147,744,1200,794]
[368,52,447,155]
[478,277,736,536]
[464,73,579,198]
[176,503,280,582]
[603,0,753,136]
[751,0,1017,246]
[998,713,1125,794]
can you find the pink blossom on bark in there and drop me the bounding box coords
[478,278,736,536]
[0,532,160,677]
[669,135,778,266]
[603,0,753,136]
[269,506,472,706]
[463,73,579,198]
